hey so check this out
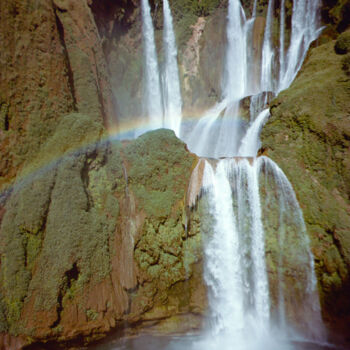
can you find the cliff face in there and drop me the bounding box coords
[261,35,350,338]
[0,123,203,348]
[0,0,117,189]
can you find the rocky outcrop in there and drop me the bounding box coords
[53,0,117,129]
[0,123,203,348]
[261,37,350,341]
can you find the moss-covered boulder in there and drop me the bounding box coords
[261,39,350,338]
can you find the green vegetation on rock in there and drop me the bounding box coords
[341,54,350,75]
[261,39,350,327]
[334,31,350,54]
[124,129,195,218]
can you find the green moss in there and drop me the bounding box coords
[86,309,98,321]
[0,102,9,131]
[0,293,8,332]
[124,129,195,218]
[261,39,350,319]
[334,31,350,54]
[341,54,350,75]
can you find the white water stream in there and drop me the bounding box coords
[136,0,325,348]
[162,0,183,137]
[139,0,183,137]
[183,0,325,347]
[140,0,163,135]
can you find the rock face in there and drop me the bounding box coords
[0,0,117,189]
[0,123,203,348]
[261,37,350,339]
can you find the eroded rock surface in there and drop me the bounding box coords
[0,123,203,348]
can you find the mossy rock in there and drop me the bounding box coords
[341,54,350,75]
[334,31,350,54]
[261,39,350,331]
[124,129,196,218]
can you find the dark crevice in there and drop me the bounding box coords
[0,102,10,131]
[51,288,63,329]
[54,8,77,111]
[80,154,95,211]
[93,50,109,126]
[4,109,9,131]
[51,263,80,329]
[90,0,137,56]
[23,238,28,268]
[66,262,79,289]
[328,227,348,269]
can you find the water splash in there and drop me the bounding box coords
[162,0,183,137]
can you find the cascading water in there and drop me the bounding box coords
[238,108,270,157]
[162,0,183,137]
[279,0,286,84]
[260,0,275,92]
[135,0,325,348]
[185,0,248,157]
[182,0,325,348]
[183,0,322,156]
[278,0,322,91]
[139,0,183,137]
[140,0,163,135]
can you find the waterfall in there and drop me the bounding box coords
[187,156,325,349]
[202,160,245,337]
[279,0,286,84]
[162,0,183,137]
[238,108,270,157]
[252,0,258,17]
[182,0,325,346]
[260,0,275,92]
[258,156,325,340]
[278,0,322,91]
[136,0,325,345]
[200,158,273,347]
[140,0,163,134]
[223,0,247,101]
[184,0,249,157]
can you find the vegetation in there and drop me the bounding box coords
[341,54,350,75]
[261,39,350,323]
[334,31,350,54]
